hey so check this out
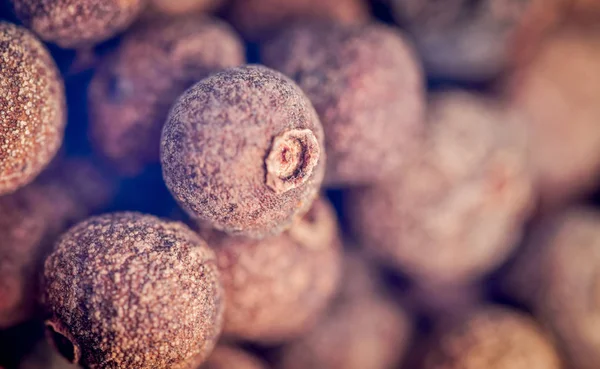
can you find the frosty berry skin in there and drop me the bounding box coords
[0,159,114,329]
[263,22,425,187]
[227,0,369,41]
[203,197,342,343]
[200,346,267,369]
[0,22,65,195]
[423,308,561,369]
[347,91,533,284]
[42,213,224,369]
[390,0,566,81]
[10,0,146,48]
[161,65,325,239]
[504,208,600,369]
[89,15,244,175]
[506,26,600,208]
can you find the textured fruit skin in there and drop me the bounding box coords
[43,213,224,369]
[507,26,600,208]
[161,65,325,239]
[200,346,267,369]
[89,15,244,175]
[390,0,566,81]
[505,208,600,369]
[348,91,533,284]
[423,308,561,369]
[227,0,369,41]
[264,22,425,187]
[0,22,65,195]
[10,0,146,48]
[0,159,114,329]
[203,197,341,343]
[280,254,411,369]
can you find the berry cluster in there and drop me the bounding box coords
[1,1,600,369]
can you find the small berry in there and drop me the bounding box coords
[264,22,425,186]
[161,65,325,238]
[203,197,341,343]
[347,91,533,283]
[0,22,65,195]
[43,212,223,369]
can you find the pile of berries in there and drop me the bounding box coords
[1,0,600,368]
